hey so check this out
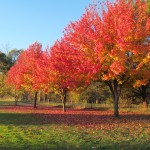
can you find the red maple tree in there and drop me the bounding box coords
[39,39,91,112]
[6,42,43,108]
[64,0,150,117]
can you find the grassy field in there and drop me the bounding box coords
[0,99,150,150]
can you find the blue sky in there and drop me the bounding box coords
[0,0,92,52]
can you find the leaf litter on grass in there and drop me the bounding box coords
[0,106,149,149]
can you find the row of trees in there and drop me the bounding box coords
[6,0,150,117]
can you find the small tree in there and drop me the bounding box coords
[38,39,88,112]
[6,42,43,108]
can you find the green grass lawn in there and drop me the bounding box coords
[0,99,150,150]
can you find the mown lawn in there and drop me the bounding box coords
[0,105,149,150]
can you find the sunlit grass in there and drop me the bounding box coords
[0,116,149,150]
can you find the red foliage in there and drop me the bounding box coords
[6,42,43,91]
[64,0,150,82]
[38,38,94,94]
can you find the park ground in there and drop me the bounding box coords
[0,99,150,150]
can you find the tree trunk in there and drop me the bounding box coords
[14,91,19,106]
[61,89,67,112]
[106,80,120,117]
[45,94,48,102]
[34,92,38,109]
[15,95,18,106]
[114,85,119,117]
[141,85,148,108]
[63,101,66,112]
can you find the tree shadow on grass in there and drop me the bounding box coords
[0,110,149,126]
[0,141,149,150]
